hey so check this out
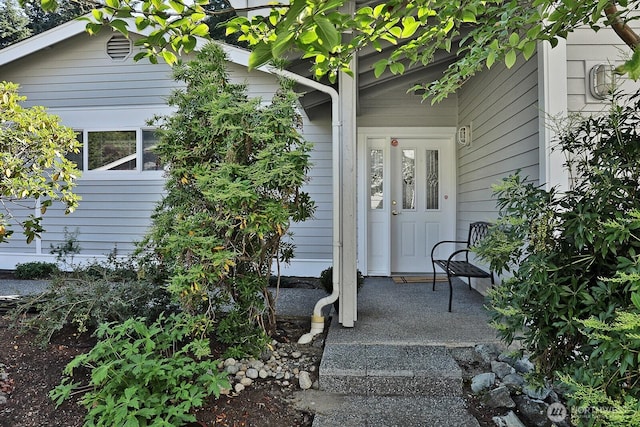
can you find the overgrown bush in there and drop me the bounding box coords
[51,312,230,427]
[139,43,315,356]
[11,255,173,345]
[476,91,640,425]
[14,261,58,279]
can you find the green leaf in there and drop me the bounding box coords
[616,49,640,80]
[169,0,185,13]
[248,42,273,70]
[41,0,58,12]
[388,26,402,38]
[110,19,129,36]
[191,23,210,37]
[272,32,294,58]
[505,49,517,69]
[486,51,496,69]
[508,32,520,47]
[461,9,476,23]
[299,28,318,44]
[522,40,536,60]
[373,59,388,77]
[632,292,640,310]
[313,15,340,49]
[161,50,178,65]
[400,16,420,38]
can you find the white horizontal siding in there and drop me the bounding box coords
[358,85,458,127]
[40,179,165,254]
[567,24,640,113]
[457,54,539,238]
[0,31,178,108]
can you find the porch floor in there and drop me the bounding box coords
[329,275,499,346]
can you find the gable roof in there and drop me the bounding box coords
[0,16,254,69]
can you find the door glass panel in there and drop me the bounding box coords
[369,149,384,209]
[425,149,439,210]
[402,149,415,209]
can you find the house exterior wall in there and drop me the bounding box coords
[358,85,458,127]
[455,55,540,292]
[566,24,640,114]
[0,31,334,273]
[456,55,540,231]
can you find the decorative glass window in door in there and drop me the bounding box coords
[369,149,384,209]
[425,149,439,210]
[402,149,415,209]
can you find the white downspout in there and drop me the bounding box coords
[260,67,342,344]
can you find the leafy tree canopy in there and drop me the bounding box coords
[36,0,640,102]
[0,0,32,48]
[21,0,94,35]
[0,82,81,244]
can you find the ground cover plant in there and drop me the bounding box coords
[476,90,640,426]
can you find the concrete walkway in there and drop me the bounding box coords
[305,276,502,427]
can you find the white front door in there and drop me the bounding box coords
[359,128,456,276]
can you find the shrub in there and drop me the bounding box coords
[50,312,230,427]
[14,261,58,279]
[476,91,640,425]
[319,266,365,294]
[138,43,315,356]
[10,256,173,345]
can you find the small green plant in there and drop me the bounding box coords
[319,266,365,294]
[50,312,230,427]
[50,227,81,268]
[14,261,58,279]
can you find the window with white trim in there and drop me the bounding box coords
[71,129,163,173]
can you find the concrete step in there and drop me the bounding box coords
[318,343,463,397]
[309,394,480,427]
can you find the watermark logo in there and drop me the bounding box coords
[547,402,568,422]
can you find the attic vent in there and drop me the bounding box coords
[106,35,131,60]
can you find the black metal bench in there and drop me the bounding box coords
[430,221,495,312]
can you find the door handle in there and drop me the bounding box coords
[392,210,399,215]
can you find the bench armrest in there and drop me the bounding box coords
[430,240,468,258]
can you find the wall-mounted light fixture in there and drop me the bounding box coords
[589,64,616,100]
[457,124,472,147]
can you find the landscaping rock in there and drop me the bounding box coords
[501,373,525,391]
[491,360,515,379]
[298,371,312,390]
[486,385,516,408]
[514,395,551,427]
[514,356,535,374]
[474,343,501,367]
[523,383,552,400]
[471,372,496,393]
[493,410,527,427]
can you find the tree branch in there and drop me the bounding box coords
[605,4,640,50]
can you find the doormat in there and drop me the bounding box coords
[392,276,448,284]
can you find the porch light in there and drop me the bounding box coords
[589,64,615,100]
[457,124,472,147]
